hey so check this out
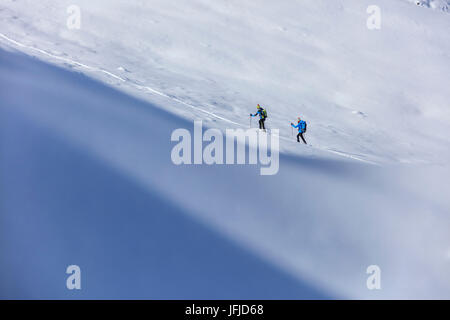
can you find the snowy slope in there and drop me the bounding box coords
[405,0,450,12]
[1,0,450,164]
[2,46,450,299]
[0,49,330,299]
[1,0,450,299]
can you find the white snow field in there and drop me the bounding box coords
[408,0,450,11]
[1,0,450,299]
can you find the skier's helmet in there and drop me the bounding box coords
[257,104,261,109]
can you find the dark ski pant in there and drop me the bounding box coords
[297,132,307,144]
[259,119,266,130]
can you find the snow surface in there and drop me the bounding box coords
[406,0,450,12]
[1,0,450,299]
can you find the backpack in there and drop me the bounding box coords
[262,109,268,119]
[300,120,307,133]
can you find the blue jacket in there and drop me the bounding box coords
[292,120,306,133]
[251,109,266,119]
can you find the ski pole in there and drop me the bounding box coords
[249,116,252,128]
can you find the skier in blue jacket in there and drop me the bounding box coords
[250,104,267,131]
[291,117,307,144]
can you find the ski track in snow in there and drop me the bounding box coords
[0,32,377,166]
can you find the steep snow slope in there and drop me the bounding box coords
[0,49,330,299]
[1,0,450,299]
[406,0,450,12]
[2,47,450,299]
[1,0,449,164]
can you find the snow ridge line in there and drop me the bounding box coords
[0,33,240,125]
[0,32,376,165]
